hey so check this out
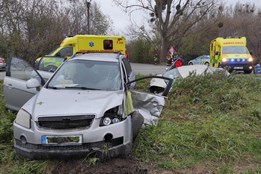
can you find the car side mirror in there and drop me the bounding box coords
[26,78,41,90]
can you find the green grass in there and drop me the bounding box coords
[0,72,261,173]
[133,72,261,172]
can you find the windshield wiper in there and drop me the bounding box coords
[64,86,99,90]
[47,86,61,89]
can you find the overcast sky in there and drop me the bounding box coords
[94,0,261,34]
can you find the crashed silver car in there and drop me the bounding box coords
[150,64,228,94]
[3,53,172,160]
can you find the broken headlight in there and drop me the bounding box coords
[100,106,124,126]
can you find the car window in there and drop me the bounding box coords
[47,59,122,90]
[56,47,73,58]
[38,57,64,72]
[163,68,181,82]
[9,57,41,82]
[222,46,249,54]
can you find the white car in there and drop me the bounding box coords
[150,65,228,94]
[3,53,172,160]
[188,55,210,66]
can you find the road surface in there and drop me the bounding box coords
[131,63,166,75]
[0,63,167,80]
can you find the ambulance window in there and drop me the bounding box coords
[104,40,113,50]
[57,47,73,58]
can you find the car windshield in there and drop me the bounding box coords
[47,59,122,90]
[222,46,249,54]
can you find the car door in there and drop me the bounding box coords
[3,57,46,111]
[127,76,173,125]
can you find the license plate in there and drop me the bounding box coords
[234,67,243,69]
[42,135,82,145]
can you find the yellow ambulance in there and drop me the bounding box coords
[36,35,126,70]
[210,37,253,73]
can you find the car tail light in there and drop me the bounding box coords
[0,59,2,63]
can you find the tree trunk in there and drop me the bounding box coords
[160,34,168,64]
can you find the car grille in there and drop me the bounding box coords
[38,115,95,129]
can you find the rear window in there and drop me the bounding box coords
[103,40,113,50]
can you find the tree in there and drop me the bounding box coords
[0,0,112,62]
[66,0,111,35]
[114,0,216,63]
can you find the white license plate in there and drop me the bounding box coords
[42,135,82,145]
[234,67,243,69]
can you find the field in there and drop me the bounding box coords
[0,72,261,174]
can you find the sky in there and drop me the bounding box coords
[94,0,261,34]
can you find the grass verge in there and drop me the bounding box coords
[134,72,261,173]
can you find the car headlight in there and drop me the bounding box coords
[15,109,31,129]
[248,57,253,62]
[102,117,112,126]
[100,106,124,126]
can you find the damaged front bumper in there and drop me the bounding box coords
[13,116,132,159]
[14,138,132,159]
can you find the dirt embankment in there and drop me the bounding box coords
[50,157,177,174]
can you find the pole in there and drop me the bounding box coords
[86,0,91,34]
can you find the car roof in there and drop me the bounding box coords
[70,53,121,63]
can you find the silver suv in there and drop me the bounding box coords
[3,53,172,160]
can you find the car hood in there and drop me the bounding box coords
[23,88,124,121]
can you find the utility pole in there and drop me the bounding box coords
[86,0,91,34]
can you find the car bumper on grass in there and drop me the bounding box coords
[13,117,132,159]
[14,138,132,159]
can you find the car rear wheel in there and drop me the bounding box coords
[204,62,209,66]
[189,62,193,65]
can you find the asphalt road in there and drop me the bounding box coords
[0,63,167,80]
[130,63,166,75]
